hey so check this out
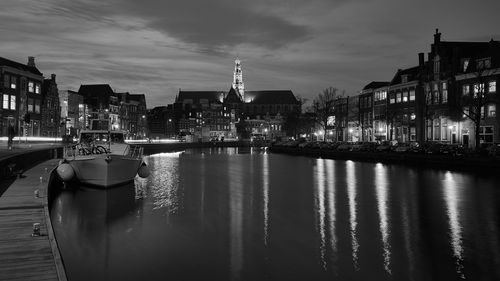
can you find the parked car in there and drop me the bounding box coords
[376,141,392,152]
[337,143,353,152]
[487,143,500,156]
[329,142,343,150]
[394,143,411,153]
[440,144,464,156]
[359,142,377,152]
[350,142,364,152]
[425,142,444,154]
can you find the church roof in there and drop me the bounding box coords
[224,87,242,103]
[244,90,299,104]
[176,90,225,104]
[78,84,115,97]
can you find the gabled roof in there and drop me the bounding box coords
[0,57,43,76]
[244,90,299,104]
[362,81,390,90]
[224,87,242,103]
[176,90,225,104]
[436,41,499,58]
[390,66,420,85]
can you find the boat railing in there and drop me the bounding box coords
[124,145,143,159]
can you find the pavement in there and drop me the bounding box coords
[0,141,64,161]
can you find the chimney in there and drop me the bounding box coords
[434,28,441,44]
[51,74,56,82]
[418,53,424,67]
[27,56,36,67]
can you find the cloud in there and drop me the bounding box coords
[53,0,312,53]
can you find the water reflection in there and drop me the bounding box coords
[146,152,181,213]
[49,150,500,281]
[325,160,337,270]
[346,161,359,270]
[50,183,137,280]
[374,163,391,274]
[314,159,327,270]
[442,172,465,279]
[229,157,244,281]
[262,154,269,246]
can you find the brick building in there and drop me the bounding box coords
[0,56,43,137]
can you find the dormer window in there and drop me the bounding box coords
[476,58,491,70]
[401,74,408,84]
[462,59,469,72]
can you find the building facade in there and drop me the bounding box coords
[0,56,43,137]
[41,74,61,137]
[78,84,148,139]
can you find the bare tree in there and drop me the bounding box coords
[456,69,491,150]
[313,87,339,141]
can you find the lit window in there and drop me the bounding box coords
[28,81,34,92]
[442,90,448,103]
[409,90,415,101]
[489,81,496,93]
[10,76,17,89]
[389,92,395,104]
[10,95,15,110]
[396,92,401,103]
[433,91,439,104]
[488,104,496,117]
[3,94,9,109]
[463,85,470,96]
[410,113,416,120]
[35,83,41,94]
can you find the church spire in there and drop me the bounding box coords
[232,58,244,100]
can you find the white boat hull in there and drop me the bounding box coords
[68,154,143,188]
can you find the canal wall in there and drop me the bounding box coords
[0,146,63,180]
[269,146,500,172]
[138,141,254,155]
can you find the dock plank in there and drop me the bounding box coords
[0,159,65,281]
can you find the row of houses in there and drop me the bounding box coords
[0,56,148,139]
[62,85,148,139]
[329,30,500,148]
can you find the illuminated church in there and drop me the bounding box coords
[174,59,301,140]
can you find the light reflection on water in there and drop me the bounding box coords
[374,163,391,274]
[346,160,359,270]
[313,159,327,270]
[50,149,500,281]
[442,172,465,279]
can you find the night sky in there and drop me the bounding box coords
[1,0,500,107]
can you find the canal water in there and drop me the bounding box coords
[50,148,500,281]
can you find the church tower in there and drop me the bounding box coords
[232,58,245,100]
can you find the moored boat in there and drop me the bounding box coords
[57,130,149,188]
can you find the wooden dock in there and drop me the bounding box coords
[0,159,66,281]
